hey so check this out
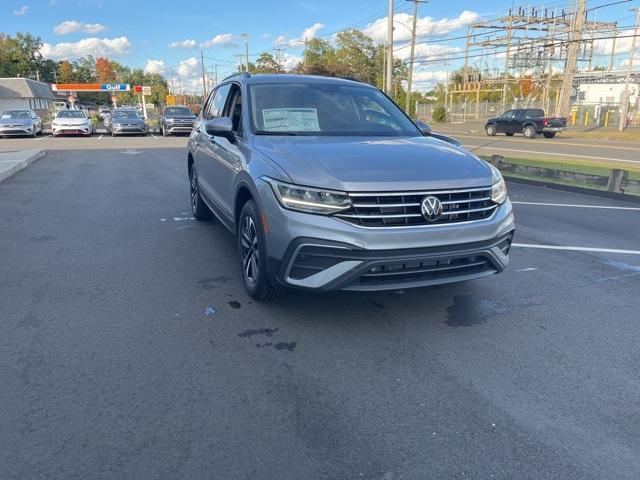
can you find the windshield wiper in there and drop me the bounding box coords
[254,130,304,136]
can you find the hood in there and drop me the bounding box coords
[253,135,492,192]
[0,118,33,126]
[54,117,89,125]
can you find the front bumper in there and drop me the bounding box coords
[258,180,516,292]
[53,125,92,135]
[112,125,147,135]
[0,126,34,136]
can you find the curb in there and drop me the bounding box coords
[505,175,640,204]
[0,149,45,184]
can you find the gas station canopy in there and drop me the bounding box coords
[52,83,130,92]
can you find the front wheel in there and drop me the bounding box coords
[543,132,556,139]
[523,126,536,138]
[485,124,497,136]
[237,200,280,300]
[189,165,212,221]
[32,127,37,138]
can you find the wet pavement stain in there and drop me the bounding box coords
[198,276,232,290]
[229,301,241,309]
[238,328,279,338]
[256,342,296,352]
[446,295,541,327]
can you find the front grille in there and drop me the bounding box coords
[358,254,496,287]
[336,187,496,227]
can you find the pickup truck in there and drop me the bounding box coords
[485,108,566,139]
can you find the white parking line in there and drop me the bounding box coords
[35,135,51,141]
[513,243,640,255]
[462,144,640,164]
[454,133,640,152]
[512,201,640,212]
[150,134,158,139]
[98,135,103,140]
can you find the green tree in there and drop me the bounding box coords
[251,52,283,74]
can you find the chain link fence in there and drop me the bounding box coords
[416,100,639,128]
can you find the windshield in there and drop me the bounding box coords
[249,83,420,136]
[56,110,87,119]
[113,111,140,119]
[1,110,31,119]
[164,107,193,116]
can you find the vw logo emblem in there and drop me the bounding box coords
[421,195,443,222]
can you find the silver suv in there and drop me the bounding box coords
[187,73,515,300]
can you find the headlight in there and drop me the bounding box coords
[489,163,507,204]
[265,178,352,215]
[165,118,174,123]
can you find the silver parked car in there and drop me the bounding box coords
[0,109,43,138]
[52,109,94,137]
[108,109,148,136]
[187,73,515,300]
[160,106,196,136]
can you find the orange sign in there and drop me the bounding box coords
[52,83,130,92]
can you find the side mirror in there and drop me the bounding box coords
[415,120,432,136]
[204,117,234,141]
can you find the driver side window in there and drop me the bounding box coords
[204,84,231,120]
[501,111,514,119]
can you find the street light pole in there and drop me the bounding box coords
[619,7,639,131]
[385,0,394,96]
[241,33,250,72]
[405,0,422,114]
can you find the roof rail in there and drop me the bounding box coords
[219,71,251,83]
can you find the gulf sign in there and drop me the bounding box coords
[52,83,130,92]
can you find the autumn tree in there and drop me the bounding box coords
[95,57,116,83]
[58,60,74,83]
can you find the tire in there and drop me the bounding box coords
[505,132,514,136]
[237,200,280,301]
[189,165,213,221]
[32,127,37,138]
[485,124,497,136]
[543,132,556,139]
[523,126,536,138]
[162,125,168,137]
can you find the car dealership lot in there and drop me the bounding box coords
[1,145,639,479]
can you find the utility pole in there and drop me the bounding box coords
[558,0,586,119]
[168,67,176,95]
[619,7,639,131]
[609,29,617,71]
[501,11,514,110]
[241,33,250,72]
[543,8,558,113]
[385,0,394,96]
[200,49,207,97]
[382,41,386,90]
[405,0,423,114]
[462,25,471,86]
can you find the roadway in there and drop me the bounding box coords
[1,147,639,479]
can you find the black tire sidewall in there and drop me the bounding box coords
[486,125,496,136]
[237,200,271,300]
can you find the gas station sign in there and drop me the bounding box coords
[52,83,130,92]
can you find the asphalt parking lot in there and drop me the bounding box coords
[1,144,640,479]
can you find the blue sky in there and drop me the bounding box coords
[5,0,638,91]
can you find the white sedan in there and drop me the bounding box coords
[51,110,94,137]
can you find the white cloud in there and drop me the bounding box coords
[40,37,131,60]
[282,53,303,70]
[14,5,29,15]
[144,59,165,74]
[202,33,237,48]
[177,57,200,78]
[395,43,462,62]
[53,20,106,35]
[274,22,325,48]
[168,39,197,49]
[364,11,479,44]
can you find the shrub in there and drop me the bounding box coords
[432,105,447,123]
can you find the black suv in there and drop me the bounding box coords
[159,106,196,136]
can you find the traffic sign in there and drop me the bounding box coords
[142,86,151,95]
[166,95,175,106]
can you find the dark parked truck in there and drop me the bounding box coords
[485,109,566,138]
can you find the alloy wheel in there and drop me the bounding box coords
[240,216,259,286]
[190,168,199,213]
